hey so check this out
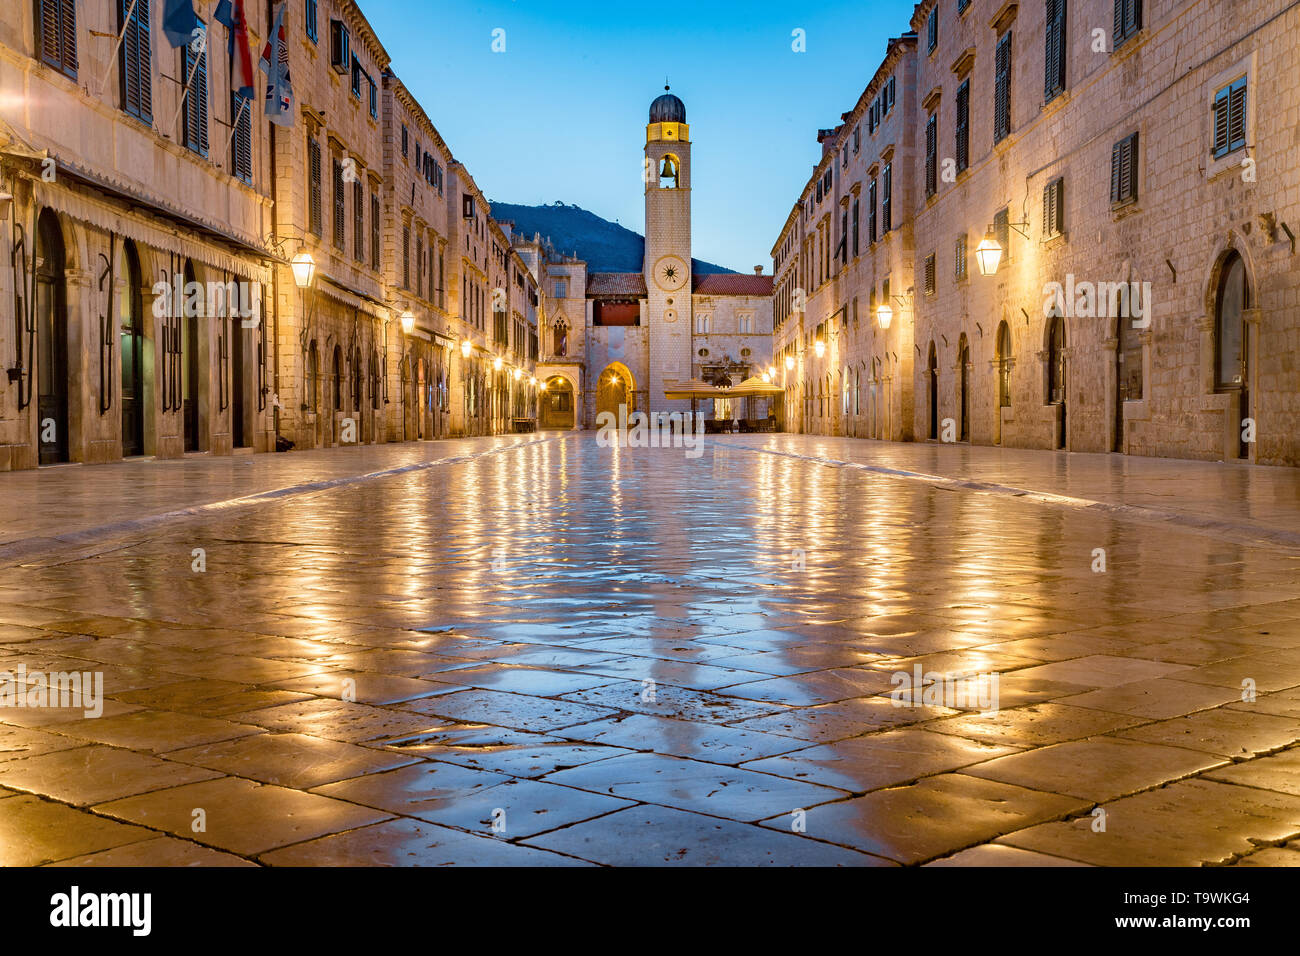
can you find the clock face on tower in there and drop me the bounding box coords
[653,254,690,293]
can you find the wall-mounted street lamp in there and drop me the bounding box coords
[876,304,893,329]
[767,365,776,378]
[291,252,317,289]
[784,355,795,372]
[813,339,826,359]
[460,339,473,359]
[975,229,1003,277]
[399,310,415,335]
[530,376,538,388]
[512,367,522,381]
[493,355,503,372]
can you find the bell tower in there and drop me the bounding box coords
[644,87,692,414]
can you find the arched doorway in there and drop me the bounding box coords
[995,321,1011,445]
[596,363,634,420]
[957,333,970,441]
[416,357,426,440]
[36,210,69,464]
[927,341,938,440]
[1215,251,1250,459]
[119,241,146,457]
[182,261,201,451]
[230,281,249,449]
[541,376,574,429]
[1047,315,1066,449]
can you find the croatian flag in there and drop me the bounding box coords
[215,0,255,102]
[258,2,295,127]
[162,0,201,48]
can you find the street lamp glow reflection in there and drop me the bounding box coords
[290,252,316,289]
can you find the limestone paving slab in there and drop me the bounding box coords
[543,751,846,822]
[759,773,1089,865]
[0,794,153,866]
[258,818,593,866]
[94,776,393,857]
[556,712,808,765]
[523,803,893,866]
[48,837,257,867]
[163,732,421,789]
[0,744,221,805]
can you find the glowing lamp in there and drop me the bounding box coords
[460,339,473,359]
[814,339,825,359]
[975,230,1003,276]
[877,304,893,330]
[290,252,316,289]
[399,311,415,335]
[784,355,795,371]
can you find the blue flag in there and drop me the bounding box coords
[162,0,201,48]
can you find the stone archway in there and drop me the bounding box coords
[540,375,575,429]
[596,362,636,420]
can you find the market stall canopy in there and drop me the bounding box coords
[662,377,784,400]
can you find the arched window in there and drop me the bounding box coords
[352,347,363,410]
[1215,251,1248,390]
[659,153,680,189]
[370,350,380,409]
[1047,316,1065,404]
[996,321,1012,408]
[553,320,567,357]
[927,342,939,439]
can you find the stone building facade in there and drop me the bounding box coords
[775,0,1300,467]
[0,0,538,473]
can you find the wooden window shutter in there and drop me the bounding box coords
[925,113,937,197]
[120,0,151,122]
[308,138,322,236]
[1111,133,1137,203]
[332,159,345,249]
[232,93,253,182]
[925,254,936,294]
[1045,0,1066,101]
[956,79,969,171]
[1212,88,1230,156]
[1227,79,1247,152]
[183,33,209,156]
[994,31,1012,142]
[354,181,364,262]
[40,0,78,78]
[370,194,380,271]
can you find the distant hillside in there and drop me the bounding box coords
[489,201,736,275]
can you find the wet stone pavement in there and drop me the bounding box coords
[1,433,1300,866]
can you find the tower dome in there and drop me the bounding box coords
[649,89,686,124]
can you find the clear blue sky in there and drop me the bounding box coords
[360,0,918,272]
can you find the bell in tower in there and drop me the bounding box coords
[659,154,679,189]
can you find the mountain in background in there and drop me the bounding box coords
[489,201,736,275]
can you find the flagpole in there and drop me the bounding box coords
[96,0,142,98]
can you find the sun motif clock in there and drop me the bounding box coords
[653,254,689,292]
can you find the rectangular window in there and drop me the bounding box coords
[927,7,938,53]
[867,179,878,244]
[37,0,78,79]
[882,164,892,232]
[416,235,424,298]
[182,24,210,157]
[119,0,151,123]
[959,0,970,11]
[994,31,1013,143]
[351,56,362,98]
[1045,0,1067,102]
[1113,0,1142,49]
[370,194,380,271]
[994,208,1011,262]
[368,75,378,119]
[1043,177,1065,237]
[851,198,859,257]
[332,159,345,250]
[354,180,365,262]
[1212,77,1247,158]
[401,125,408,158]
[305,0,318,43]
[1110,132,1139,205]
[924,253,936,295]
[955,79,970,172]
[402,227,410,288]
[231,93,252,184]
[555,280,567,298]
[307,138,322,237]
[925,113,938,198]
[330,19,350,74]
[955,235,967,279]
[887,76,895,111]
